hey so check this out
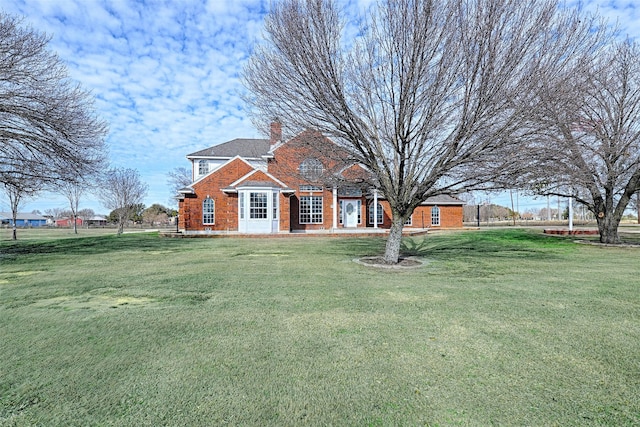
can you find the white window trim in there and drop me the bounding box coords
[431,205,440,226]
[300,195,323,224]
[369,202,383,225]
[198,160,209,176]
[249,192,269,220]
[203,197,215,225]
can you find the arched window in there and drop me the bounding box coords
[198,160,209,176]
[368,202,383,225]
[299,158,323,181]
[431,206,440,226]
[203,197,215,224]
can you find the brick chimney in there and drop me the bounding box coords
[270,120,282,146]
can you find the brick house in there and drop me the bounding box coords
[177,123,464,234]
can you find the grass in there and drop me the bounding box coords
[0,229,638,425]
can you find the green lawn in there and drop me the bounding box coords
[1,229,638,426]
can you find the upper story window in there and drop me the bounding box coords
[198,160,209,176]
[299,158,323,181]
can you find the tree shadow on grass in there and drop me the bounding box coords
[325,237,387,257]
[401,229,573,261]
[0,232,189,261]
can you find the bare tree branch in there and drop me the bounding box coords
[517,39,639,243]
[0,12,107,185]
[243,0,604,262]
[98,168,148,235]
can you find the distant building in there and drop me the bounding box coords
[55,217,84,227]
[0,212,48,227]
[86,215,108,227]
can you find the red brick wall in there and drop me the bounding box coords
[268,130,346,231]
[179,158,254,232]
[410,205,463,228]
[364,200,463,229]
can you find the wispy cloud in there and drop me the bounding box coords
[3,0,268,211]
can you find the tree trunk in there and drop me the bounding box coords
[11,210,18,240]
[383,217,404,264]
[597,212,621,244]
[117,217,125,235]
[73,214,78,234]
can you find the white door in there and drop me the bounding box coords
[343,200,358,228]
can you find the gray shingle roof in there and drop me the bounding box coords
[0,212,47,220]
[187,138,270,158]
[421,195,464,205]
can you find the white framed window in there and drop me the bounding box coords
[368,202,383,225]
[431,206,440,226]
[299,158,323,181]
[250,192,268,219]
[272,192,278,219]
[404,215,412,226]
[300,185,323,192]
[203,197,214,224]
[239,193,245,219]
[198,160,208,175]
[300,195,323,223]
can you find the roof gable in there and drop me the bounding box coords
[190,156,256,190]
[228,169,291,190]
[271,129,337,155]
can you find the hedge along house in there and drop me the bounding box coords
[177,123,464,235]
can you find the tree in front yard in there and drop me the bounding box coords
[517,40,640,244]
[0,12,107,185]
[243,0,604,263]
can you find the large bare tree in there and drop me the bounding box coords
[99,168,148,235]
[244,0,602,263]
[517,40,640,243]
[0,12,107,184]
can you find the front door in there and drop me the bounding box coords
[343,199,359,228]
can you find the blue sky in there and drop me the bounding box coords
[1,0,638,215]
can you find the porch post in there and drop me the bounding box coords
[373,188,378,229]
[332,186,338,230]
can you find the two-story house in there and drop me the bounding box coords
[177,123,463,234]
